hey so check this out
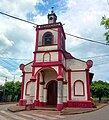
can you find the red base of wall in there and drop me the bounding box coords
[19,99,27,106]
[67,100,92,108]
[34,100,39,106]
[26,104,34,110]
[34,101,47,107]
[63,102,67,107]
[56,103,64,111]
[39,102,44,106]
[43,102,47,106]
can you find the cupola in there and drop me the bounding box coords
[47,7,57,24]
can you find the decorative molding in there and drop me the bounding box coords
[74,80,85,96]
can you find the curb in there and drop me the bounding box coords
[60,104,109,115]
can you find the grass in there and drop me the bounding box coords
[91,97,109,106]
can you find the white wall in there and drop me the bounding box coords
[24,62,33,72]
[62,54,66,67]
[23,73,32,99]
[36,52,58,62]
[71,71,87,100]
[66,59,87,70]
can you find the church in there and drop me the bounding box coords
[19,10,93,111]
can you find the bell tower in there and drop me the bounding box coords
[48,7,57,24]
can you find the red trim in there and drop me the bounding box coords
[43,102,47,106]
[56,104,64,111]
[33,61,61,67]
[42,31,54,45]
[36,24,60,30]
[74,80,85,96]
[36,73,40,100]
[63,102,68,107]
[36,22,66,39]
[71,70,87,72]
[86,69,91,100]
[39,102,44,106]
[67,100,92,108]
[34,100,39,106]
[63,81,67,84]
[58,66,62,76]
[25,81,31,95]
[20,64,24,72]
[68,70,71,100]
[58,27,61,49]
[34,49,60,53]
[86,60,93,69]
[38,44,57,47]
[43,52,51,62]
[20,72,25,99]
[19,99,27,106]
[35,29,39,51]
[39,82,45,85]
[58,51,62,63]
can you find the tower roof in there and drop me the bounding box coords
[47,7,57,24]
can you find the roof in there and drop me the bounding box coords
[64,51,74,59]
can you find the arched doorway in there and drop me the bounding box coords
[47,80,57,106]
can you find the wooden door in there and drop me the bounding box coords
[47,81,57,105]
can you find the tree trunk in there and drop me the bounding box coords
[99,97,101,103]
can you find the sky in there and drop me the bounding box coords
[0,0,109,85]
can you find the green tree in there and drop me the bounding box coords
[90,80,109,102]
[0,85,4,102]
[101,16,109,44]
[4,81,21,102]
[14,81,22,101]
[5,81,15,101]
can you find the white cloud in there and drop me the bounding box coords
[0,0,109,83]
[0,66,12,77]
[0,0,44,18]
[0,33,14,47]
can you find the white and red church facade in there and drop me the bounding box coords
[19,11,93,111]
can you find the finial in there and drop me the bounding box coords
[51,7,54,13]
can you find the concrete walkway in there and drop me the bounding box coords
[7,103,109,115]
[60,104,108,115]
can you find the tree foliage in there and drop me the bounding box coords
[4,81,21,102]
[101,16,109,44]
[90,80,109,102]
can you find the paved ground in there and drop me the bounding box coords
[65,105,109,120]
[0,104,109,120]
[0,103,16,111]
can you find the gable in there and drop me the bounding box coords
[66,58,87,70]
[24,61,33,72]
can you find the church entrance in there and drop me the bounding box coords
[47,80,57,106]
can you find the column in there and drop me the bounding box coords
[39,82,44,106]
[43,88,47,106]
[56,75,63,111]
[63,81,67,107]
[19,64,27,106]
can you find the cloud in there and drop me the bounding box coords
[0,0,44,18]
[0,65,22,85]
[0,33,14,47]
[0,0,109,83]
[0,65,13,84]
[0,0,45,84]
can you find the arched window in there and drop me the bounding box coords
[25,81,31,95]
[74,80,85,96]
[43,32,53,45]
[43,52,51,62]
